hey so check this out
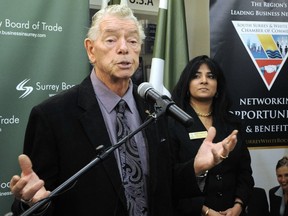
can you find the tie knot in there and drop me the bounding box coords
[116,99,127,115]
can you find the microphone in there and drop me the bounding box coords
[138,82,193,127]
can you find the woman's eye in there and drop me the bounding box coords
[208,75,214,79]
[208,74,216,79]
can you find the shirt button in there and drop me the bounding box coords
[217,192,223,197]
[216,174,222,180]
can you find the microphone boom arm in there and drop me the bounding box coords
[20,109,165,216]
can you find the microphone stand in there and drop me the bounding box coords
[20,102,169,216]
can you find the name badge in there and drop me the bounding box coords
[189,131,208,140]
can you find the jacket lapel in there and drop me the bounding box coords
[133,87,160,195]
[77,76,127,207]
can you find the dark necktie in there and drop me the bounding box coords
[116,99,147,216]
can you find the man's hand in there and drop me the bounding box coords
[10,154,50,206]
[194,127,238,175]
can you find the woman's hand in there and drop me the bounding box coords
[218,204,242,216]
[194,127,238,175]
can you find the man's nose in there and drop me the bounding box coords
[117,39,128,54]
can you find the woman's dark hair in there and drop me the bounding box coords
[276,156,288,170]
[171,55,233,124]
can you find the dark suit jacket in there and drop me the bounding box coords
[246,187,269,216]
[269,186,287,216]
[169,103,254,215]
[12,76,200,216]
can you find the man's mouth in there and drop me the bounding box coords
[118,61,131,68]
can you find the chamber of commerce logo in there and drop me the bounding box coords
[16,79,33,98]
[232,21,288,90]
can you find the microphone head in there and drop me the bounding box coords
[138,82,153,99]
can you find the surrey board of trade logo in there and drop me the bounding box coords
[232,20,288,90]
[16,78,33,98]
[16,79,75,98]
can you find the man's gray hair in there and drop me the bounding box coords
[87,4,145,43]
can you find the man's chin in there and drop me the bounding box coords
[113,70,135,78]
[110,74,132,83]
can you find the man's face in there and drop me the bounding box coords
[86,15,141,82]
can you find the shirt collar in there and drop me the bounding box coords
[275,186,283,197]
[90,70,134,113]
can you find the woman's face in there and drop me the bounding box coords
[276,166,288,191]
[189,63,218,102]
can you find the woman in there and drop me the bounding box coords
[269,156,288,216]
[169,55,254,216]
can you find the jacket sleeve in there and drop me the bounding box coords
[11,106,58,216]
[168,118,202,198]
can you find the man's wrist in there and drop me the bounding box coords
[20,200,51,216]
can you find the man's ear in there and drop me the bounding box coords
[84,38,95,64]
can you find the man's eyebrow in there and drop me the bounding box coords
[102,28,139,35]
[101,28,117,34]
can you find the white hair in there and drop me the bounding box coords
[87,4,145,43]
